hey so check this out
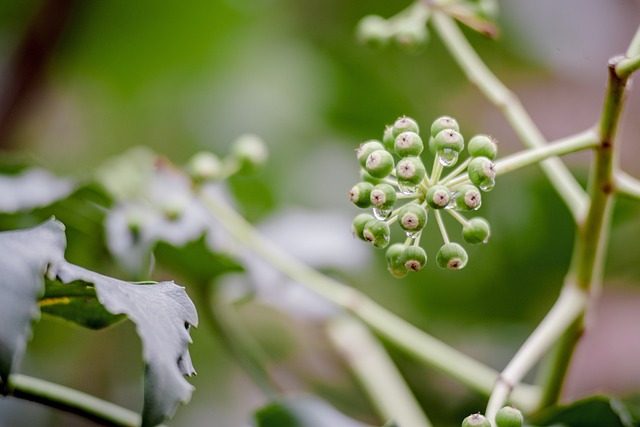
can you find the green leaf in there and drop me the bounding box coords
[0,218,198,427]
[530,395,640,427]
[40,278,125,329]
[254,395,375,427]
[0,219,66,387]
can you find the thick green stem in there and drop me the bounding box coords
[430,12,589,222]
[196,190,540,411]
[2,374,142,427]
[536,56,629,409]
[327,316,432,427]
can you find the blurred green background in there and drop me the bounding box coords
[1,1,640,426]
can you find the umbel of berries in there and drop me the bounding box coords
[348,115,498,276]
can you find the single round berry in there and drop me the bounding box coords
[436,242,468,270]
[356,140,385,168]
[365,150,395,179]
[467,134,498,160]
[394,131,424,157]
[433,129,465,154]
[363,220,391,248]
[452,184,482,211]
[188,151,223,182]
[461,413,491,427]
[426,184,451,209]
[394,24,428,52]
[401,246,427,271]
[352,213,375,240]
[396,204,427,233]
[430,116,459,138]
[231,134,268,174]
[396,156,426,186]
[383,125,396,152]
[356,15,392,47]
[495,406,523,427]
[468,156,497,191]
[348,182,374,208]
[392,116,420,138]
[462,217,491,244]
[370,183,397,210]
[386,243,406,270]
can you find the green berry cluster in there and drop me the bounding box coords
[461,407,523,427]
[349,116,498,277]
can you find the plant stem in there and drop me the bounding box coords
[2,374,142,427]
[536,55,630,408]
[430,12,589,222]
[196,190,540,411]
[327,316,432,427]
[433,210,450,244]
[614,171,640,200]
[484,284,588,422]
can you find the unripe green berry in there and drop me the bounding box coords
[396,204,427,233]
[461,413,491,427]
[352,213,375,240]
[356,15,392,47]
[428,136,437,155]
[401,246,427,271]
[436,242,468,270]
[451,184,482,211]
[467,156,497,191]
[426,184,451,209]
[363,220,391,248]
[370,183,397,210]
[392,116,420,138]
[188,151,223,182]
[394,132,424,157]
[348,182,374,208]
[383,125,396,152]
[434,129,465,153]
[394,24,428,52]
[495,406,523,427]
[430,116,459,138]
[462,217,491,244]
[356,140,386,168]
[231,134,268,174]
[396,156,426,186]
[386,243,406,270]
[365,150,395,179]
[467,134,498,160]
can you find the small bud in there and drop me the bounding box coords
[386,243,406,269]
[401,246,427,271]
[433,129,465,153]
[430,116,460,138]
[348,182,374,208]
[468,156,496,191]
[363,220,391,248]
[370,183,397,210]
[467,134,498,160]
[451,184,482,211]
[436,242,468,270]
[394,24,428,52]
[352,213,375,240]
[462,217,491,244]
[495,406,523,427]
[231,134,268,175]
[188,151,223,182]
[356,15,392,47]
[396,204,427,233]
[396,156,426,186]
[392,116,420,138]
[365,150,395,179]
[426,184,451,209]
[383,125,396,152]
[356,140,386,168]
[394,131,424,157]
[461,413,491,427]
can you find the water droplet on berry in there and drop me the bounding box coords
[373,207,393,220]
[398,183,417,195]
[479,179,495,192]
[437,149,458,167]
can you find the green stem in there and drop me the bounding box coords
[2,374,141,427]
[626,24,640,57]
[614,171,640,200]
[327,316,432,427]
[430,12,589,222]
[196,190,540,411]
[195,283,280,399]
[439,157,471,185]
[433,210,450,244]
[536,56,629,408]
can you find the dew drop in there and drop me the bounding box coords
[437,149,459,167]
[479,178,496,192]
[373,207,393,220]
[405,230,421,238]
[398,183,417,195]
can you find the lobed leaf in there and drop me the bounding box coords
[530,394,640,427]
